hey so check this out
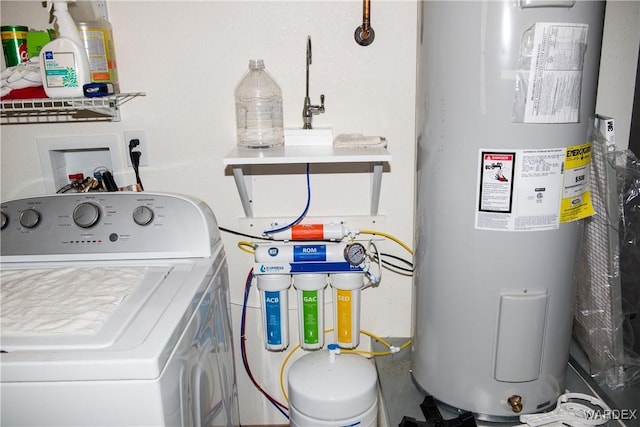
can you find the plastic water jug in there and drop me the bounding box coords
[234,59,284,149]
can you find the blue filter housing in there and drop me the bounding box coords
[257,275,290,351]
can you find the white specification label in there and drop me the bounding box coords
[523,23,588,123]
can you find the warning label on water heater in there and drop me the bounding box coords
[478,152,516,213]
[475,145,593,232]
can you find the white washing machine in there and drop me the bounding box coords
[0,192,240,427]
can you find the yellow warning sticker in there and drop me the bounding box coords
[560,142,595,223]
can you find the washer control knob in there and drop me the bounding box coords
[1,212,8,230]
[133,205,154,226]
[19,208,40,229]
[73,202,100,228]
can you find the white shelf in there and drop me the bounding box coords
[1,92,145,124]
[223,145,391,165]
[223,145,392,218]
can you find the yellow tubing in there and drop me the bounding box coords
[359,229,414,255]
[278,328,412,402]
[237,240,256,254]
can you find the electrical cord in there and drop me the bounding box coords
[128,139,144,191]
[374,252,414,275]
[101,170,119,192]
[56,183,75,193]
[219,226,272,241]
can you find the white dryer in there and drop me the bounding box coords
[0,192,240,427]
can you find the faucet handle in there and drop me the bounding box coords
[302,94,326,129]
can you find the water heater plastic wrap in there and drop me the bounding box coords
[573,126,640,389]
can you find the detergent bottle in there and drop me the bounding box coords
[39,0,91,97]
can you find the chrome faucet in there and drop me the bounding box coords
[302,36,325,129]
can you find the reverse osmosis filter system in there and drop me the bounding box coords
[253,241,369,351]
[412,0,604,419]
[254,242,376,427]
[252,234,381,426]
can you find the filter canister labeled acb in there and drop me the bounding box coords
[330,273,363,349]
[288,347,378,427]
[256,274,290,351]
[293,274,327,350]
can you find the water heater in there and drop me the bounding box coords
[412,0,604,419]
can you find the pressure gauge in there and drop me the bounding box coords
[344,242,367,266]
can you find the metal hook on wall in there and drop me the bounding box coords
[355,0,375,46]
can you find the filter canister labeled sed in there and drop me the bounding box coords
[288,347,378,427]
[330,273,363,349]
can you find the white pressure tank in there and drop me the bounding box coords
[288,344,377,426]
[412,0,604,420]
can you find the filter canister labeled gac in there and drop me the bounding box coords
[293,274,327,350]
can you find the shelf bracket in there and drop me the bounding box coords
[231,166,254,218]
[223,145,391,219]
[230,162,384,218]
[370,161,383,216]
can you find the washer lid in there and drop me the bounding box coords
[0,258,214,382]
[2,265,151,339]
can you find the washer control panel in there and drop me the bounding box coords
[0,193,220,259]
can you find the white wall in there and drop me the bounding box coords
[595,0,640,149]
[1,1,417,424]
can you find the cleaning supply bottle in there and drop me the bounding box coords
[39,0,91,98]
[77,19,119,93]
